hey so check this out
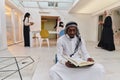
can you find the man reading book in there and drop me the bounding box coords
[49,21,105,80]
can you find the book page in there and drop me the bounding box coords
[62,55,94,67]
[78,61,94,67]
[62,55,78,66]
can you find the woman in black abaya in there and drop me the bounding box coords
[98,11,115,51]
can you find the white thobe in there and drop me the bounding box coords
[49,35,105,80]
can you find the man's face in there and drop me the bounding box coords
[67,26,77,38]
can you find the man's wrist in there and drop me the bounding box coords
[87,58,94,62]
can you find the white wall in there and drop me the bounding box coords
[0,0,7,50]
[112,10,120,31]
[90,16,99,42]
[25,8,96,41]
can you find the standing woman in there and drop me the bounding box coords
[97,10,115,51]
[23,12,34,47]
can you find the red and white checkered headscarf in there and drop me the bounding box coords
[65,21,80,36]
[65,21,81,57]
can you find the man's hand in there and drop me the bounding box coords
[87,58,94,62]
[65,61,77,68]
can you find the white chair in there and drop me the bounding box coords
[32,33,40,46]
[39,29,50,48]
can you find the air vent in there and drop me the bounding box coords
[48,2,58,7]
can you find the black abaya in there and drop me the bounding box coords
[23,25,30,47]
[98,16,115,51]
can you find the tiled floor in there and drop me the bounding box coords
[0,40,120,80]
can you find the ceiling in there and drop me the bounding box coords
[11,0,77,10]
[10,0,120,14]
[69,0,120,14]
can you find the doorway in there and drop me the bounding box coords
[98,15,103,41]
[41,16,59,39]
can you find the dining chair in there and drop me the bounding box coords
[39,29,50,47]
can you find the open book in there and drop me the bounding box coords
[62,55,94,67]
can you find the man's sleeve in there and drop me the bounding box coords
[57,39,67,65]
[80,38,91,60]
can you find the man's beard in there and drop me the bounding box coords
[70,35,75,38]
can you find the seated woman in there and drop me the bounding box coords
[59,29,64,37]
[57,21,64,38]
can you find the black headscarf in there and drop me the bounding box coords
[23,12,30,22]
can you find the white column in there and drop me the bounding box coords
[0,11,2,48]
[18,14,23,42]
[11,9,17,43]
[0,0,7,50]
